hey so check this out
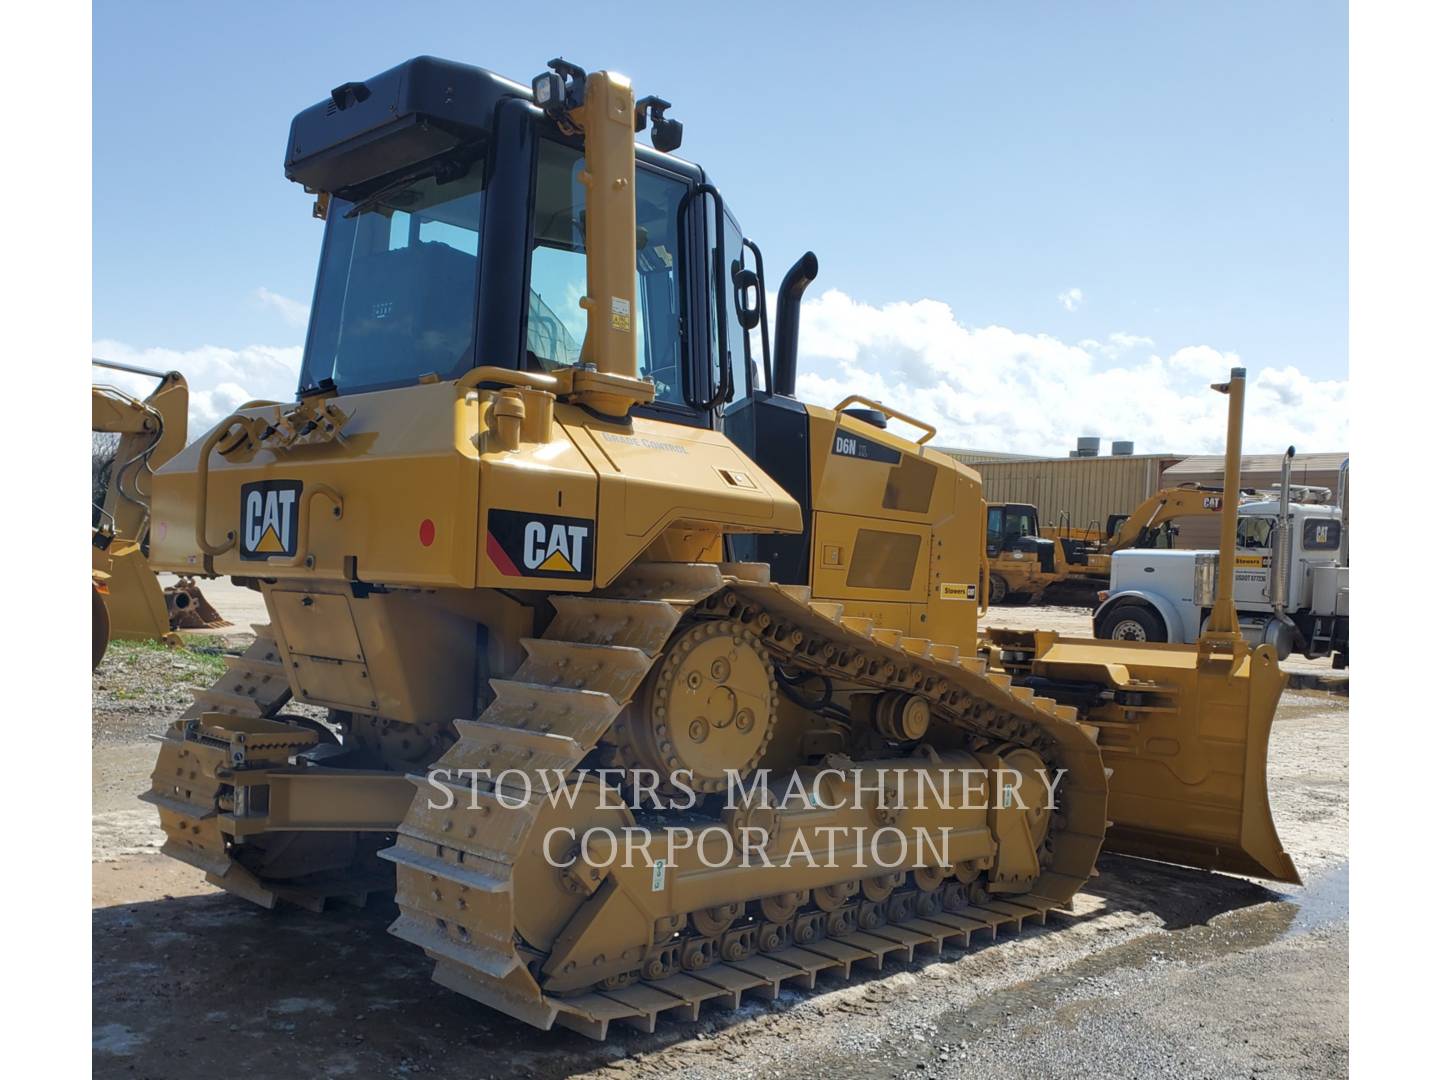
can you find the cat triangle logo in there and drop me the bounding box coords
[536,548,576,573]
[240,480,302,561]
[255,525,286,553]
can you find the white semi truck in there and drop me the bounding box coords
[1093,449,1349,667]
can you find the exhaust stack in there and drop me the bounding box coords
[1269,446,1300,651]
[1272,447,1295,617]
[772,252,818,397]
[1337,457,1349,566]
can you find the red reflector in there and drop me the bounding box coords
[419,519,436,547]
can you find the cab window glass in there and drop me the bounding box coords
[719,212,749,404]
[526,139,687,404]
[1236,516,1276,548]
[301,166,486,395]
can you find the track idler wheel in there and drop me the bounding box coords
[860,871,905,903]
[759,889,807,924]
[690,903,742,937]
[813,880,858,911]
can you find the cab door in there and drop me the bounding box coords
[523,136,713,428]
[719,221,815,583]
[1233,515,1277,611]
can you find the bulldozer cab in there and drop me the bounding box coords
[291,57,742,433]
[986,504,1039,554]
[984,503,1056,575]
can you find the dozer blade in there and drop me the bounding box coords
[1027,636,1299,884]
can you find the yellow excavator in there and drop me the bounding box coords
[1050,483,1243,576]
[140,56,1295,1039]
[92,359,226,667]
[988,485,1242,604]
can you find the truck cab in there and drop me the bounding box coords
[1095,493,1348,665]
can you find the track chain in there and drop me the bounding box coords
[383,564,1109,1038]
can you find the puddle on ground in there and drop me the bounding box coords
[1273,859,1348,937]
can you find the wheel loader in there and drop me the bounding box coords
[140,55,1296,1039]
[92,358,227,667]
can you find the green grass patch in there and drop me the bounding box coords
[101,638,228,683]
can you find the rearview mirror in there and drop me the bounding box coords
[733,267,762,331]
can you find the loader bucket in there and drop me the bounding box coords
[1028,636,1299,884]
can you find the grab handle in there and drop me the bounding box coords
[193,415,261,556]
[266,483,344,569]
[832,395,937,445]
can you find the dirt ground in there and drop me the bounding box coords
[94,596,1348,1078]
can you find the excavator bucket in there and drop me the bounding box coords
[164,575,230,630]
[1019,633,1299,884]
[92,540,174,644]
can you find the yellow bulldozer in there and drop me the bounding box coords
[139,56,1295,1039]
[92,358,226,668]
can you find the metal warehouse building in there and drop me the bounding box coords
[941,447,1182,535]
[939,444,1348,549]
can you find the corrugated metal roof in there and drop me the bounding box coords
[933,447,1046,464]
[1165,451,1349,475]
[938,449,1181,465]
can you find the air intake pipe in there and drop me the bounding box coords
[771,252,818,397]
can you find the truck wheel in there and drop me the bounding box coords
[988,574,1008,605]
[1098,604,1166,643]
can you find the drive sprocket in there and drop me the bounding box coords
[612,618,777,794]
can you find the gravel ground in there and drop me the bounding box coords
[92,599,1348,1078]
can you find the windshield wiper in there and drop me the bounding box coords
[298,376,338,398]
[343,169,428,219]
[343,156,471,219]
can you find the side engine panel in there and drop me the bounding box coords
[805,406,984,643]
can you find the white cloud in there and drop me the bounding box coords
[255,287,310,328]
[95,288,1349,460]
[791,289,1347,456]
[1087,330,1159,360]
[92,340,303,435]
[1107,330,1154,350]
[1058,287,1084,312]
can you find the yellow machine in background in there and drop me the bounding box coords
[1048,483,1242,577]
[140,56,1294,1039]
[987,484,1245,604]
[92,358,226,667]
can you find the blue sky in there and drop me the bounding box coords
[93,1,1347,454]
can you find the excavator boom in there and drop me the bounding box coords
[92,359,226,665]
